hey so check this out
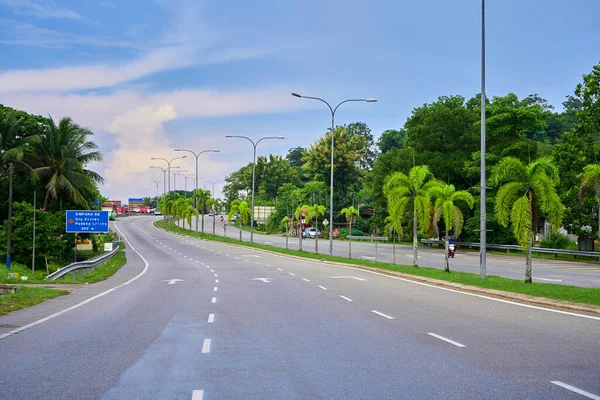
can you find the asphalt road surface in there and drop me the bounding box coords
[1,216,599,399]
[195,215,600,288]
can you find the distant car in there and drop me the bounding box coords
[154,211,162,216]
[303,227,320,239]
[209,211,215,217]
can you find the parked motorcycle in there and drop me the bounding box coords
[448,244,456,258]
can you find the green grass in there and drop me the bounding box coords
[0,286,69,316]
[157,220,600,307]
[0,243,127,285]
[60,249,126,284]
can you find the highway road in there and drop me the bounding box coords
[1,216,599,399]
[196,215,600,288]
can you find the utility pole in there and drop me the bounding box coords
[6,163,14,271]
[479,0,487,279]
[32,190,36,273]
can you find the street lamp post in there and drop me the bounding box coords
[205,180,221,235]
[175,149,220,233]
[150,156,186,196]
[171,170,187,194]
[153,180,161,207]
[225,135,285,243]
[183,174,195,198]
[480,0,487,279]
[291,93,377,256]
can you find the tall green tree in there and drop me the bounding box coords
[429,184,475,272]
[377,129,406,153]
[491,157,565,283]
[30,117,103,210]
[384,165,440,267]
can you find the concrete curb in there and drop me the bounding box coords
[156,223,600,317]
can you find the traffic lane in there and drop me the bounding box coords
[187,251,544,399]
[200,216,600,287]
[151,222,600,398]
[0,221,151,337]
[0,218,216,400]
[156,231,600,396]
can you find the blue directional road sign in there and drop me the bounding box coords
[65,210,110,233]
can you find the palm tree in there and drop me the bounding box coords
[295,205,309,251]
[308,203,326,253]
[31,117,103,210]
[429,184,475,272]
[228,200,251,241]
[340,206,359,258]
[384,214,402,265]
[383,165,440,267]
[0,111,26,166]
[195,189,212,233]
[578,164,600,246]
[491,156,565,283]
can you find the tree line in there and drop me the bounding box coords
[222,65,600,255]
[0,104,104,267]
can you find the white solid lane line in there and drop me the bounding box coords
[207,314,214,323]
[318,285,327,290]
[340,295,353,302]
[371,310,394,320]
[533,277,563,282]
[211,297,216,303]
[427,333,465,348]
[191,390,204,400]
[550,381,600,400]
[202,339,211,353]
[302,278,310,282]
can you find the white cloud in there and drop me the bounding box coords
[0,0,84,20]
[0,20,144,49]
[1,87,308,201]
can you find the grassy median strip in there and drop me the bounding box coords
[157,220,600,307]
[0,287,69,316]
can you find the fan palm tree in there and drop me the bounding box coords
[429,184,475,272]
[491,156,565,283]
[31,117,103,210]
[383,165,440,267]
[340,206,359,258]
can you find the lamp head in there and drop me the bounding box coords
[291,93,302,98]
[366,98,378,103]
[277,136,285,139]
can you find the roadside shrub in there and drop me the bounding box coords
[539,232,577,250]
[338,228,366,239]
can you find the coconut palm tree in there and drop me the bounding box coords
[429,184,475,272]
[281,215,290,249]
[195,189,212,233]
[491,156,565,283]
[30,117,103,210]
[295,205,310,251]
[340,206,359,258]
[384,214,402,265]
[383,165,440,267]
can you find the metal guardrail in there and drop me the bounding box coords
[348,236,389,242]
[46,241,122,281]
[420,239,599,258]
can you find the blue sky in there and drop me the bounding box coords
[1,0,598,201]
